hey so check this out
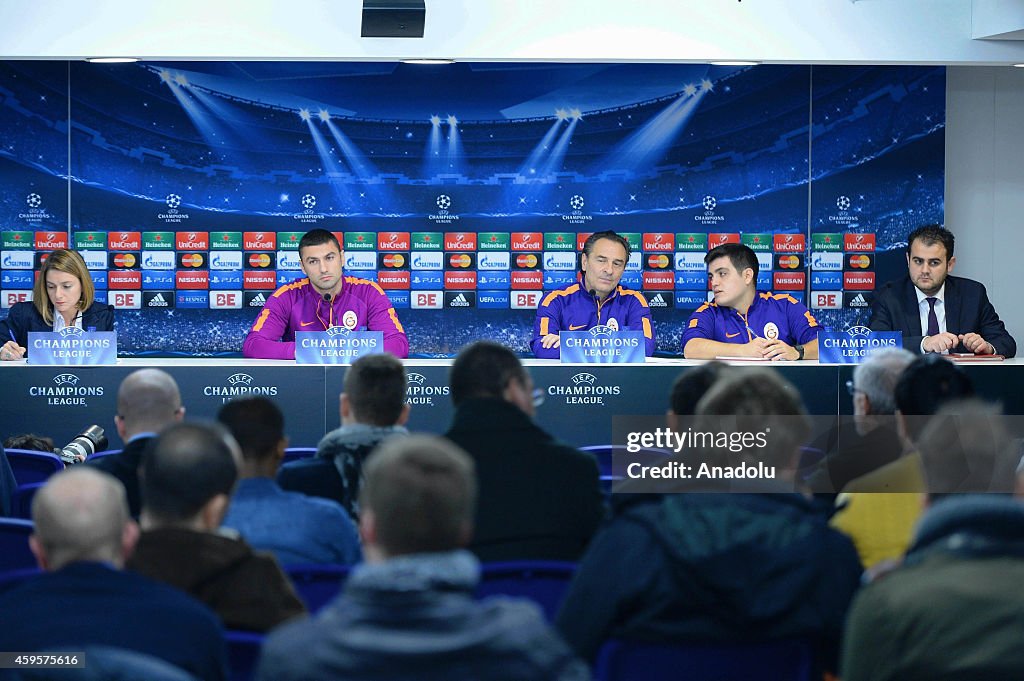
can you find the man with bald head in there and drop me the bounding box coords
[0,467,227,680]
[89,368,184,516]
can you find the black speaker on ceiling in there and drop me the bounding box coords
[361,0,426,38]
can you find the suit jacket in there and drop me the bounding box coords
[88,435,152,518]
[0,561,226,681]
[0,300,115,355]
[869,275,1016,357]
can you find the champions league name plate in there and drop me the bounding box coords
[295,328,384,364]
[818,326,902,364]
[27,328,117,365]
[559,326,645,364]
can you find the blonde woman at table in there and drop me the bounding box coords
[0,248,114,360]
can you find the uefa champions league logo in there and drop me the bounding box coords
[165,194,181,209]
[829,194,857,226]
[836,195,851,211]
[428,194,459,224]
[295,193,325,223]
[436,194,451,211]
[302,194,317,210]
[694,194,724,225]
[562,193,591,225]
[157,192,189,223]
[702,195,717,211]
[18,192,52,222]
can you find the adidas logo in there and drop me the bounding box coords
[449,293,470,307]
[848,293,868,308]
[249,293,267,307]
[147,293,169,307]
[648,294,668,308]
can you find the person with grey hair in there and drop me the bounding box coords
[89,368,185,517]
[0,467,227,680]
[807,348,914,493]
[257,435,589,681]
[842,401,1024,680]
[127,422,306,632]
[557,368,861,676]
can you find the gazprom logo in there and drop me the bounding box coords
[543,252,576,271]
[1,251,34,269]
[210,251,243,270]
[477,253,511,271]
[411,252,444,270]
[142,251,175,270]
[276,251,301,271]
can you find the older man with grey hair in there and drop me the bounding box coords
[0,467,227,680]
[89,368,185,516]
[807,348,914,493]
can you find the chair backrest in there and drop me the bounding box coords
[594,638,814,681]
[282,447,318,465]
[475,560,577,621]
[6,449,64,485]
[10,481,45,519]
[225,630,264,681]
[580,445,672,477]
[285,563,351,613]
[0,518,37,572]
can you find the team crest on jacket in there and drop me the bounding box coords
[343,310,358,330]
[606,318,619,331]
[763,322,779,340]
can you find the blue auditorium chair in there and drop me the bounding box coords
[282,447,317,465]
[594,638,814,681]
[6,449,64,485]
[0,518,37,571]
[10,481,44,519]
[284,563,351,613]
[475,560,577,621]
[225,630,264,681]
[579,445,672,478]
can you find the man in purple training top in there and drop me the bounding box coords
[243,229,409,359]
[683,242,819,361]
[531,230,655,359]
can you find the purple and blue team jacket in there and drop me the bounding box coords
[682,291,820,353]
[243,276,409,359]
[531,283,655,359]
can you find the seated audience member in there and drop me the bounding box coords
[842,402,1023,680]
[0,444,15,517]
[556,368,862,674]
[831,355,974,569]
[805,348,914,494]
[0,468,226,681]
[242,228,409,359]
[682,243,820,360]
[444,341,604,562]
[4,433,56,452]
[278,353,409,520]
[531,230,655,358]
[0,247,115,361]
[218,397,361,566]
[869,223,1016,357]
[256,435,589,681]
[128,422,306,632]
[89,368,185,517]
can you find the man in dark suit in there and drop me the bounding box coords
[870,224,1016,357]
[89,368,185,516]
[0,467,227,680]
[443,341,604,562]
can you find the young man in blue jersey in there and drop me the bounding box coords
[683,242,820,360]
[531,230,655,358]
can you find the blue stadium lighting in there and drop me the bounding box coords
[318,109,331,122]
[158,70,173,84]
[700,79,714,92]
[174,73,189,87]
[602,85,708,173]
[519,118,567,179]
[430,115,441,126]
[540,116,579,177]
[682,83,698,97]
[446,115,465,174]
[570,108,582,120]
[280,194,290,203]
[447,115,458,126]
[298,108,311,122]
[324,118,377,179]
[555,108,568,121]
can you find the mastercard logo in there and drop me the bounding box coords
[516,254,538,268]
[848,255,871,269]
[778,255,800,269]
[248,253,272,268]
[647,254,670,269]
[449,254,472,268]
[180,253,205,268]
[382,254,406,268]
[112,253,137,268]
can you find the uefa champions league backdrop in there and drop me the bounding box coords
[0,62,945,357]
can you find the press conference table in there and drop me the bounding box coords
[2,358,1023,451]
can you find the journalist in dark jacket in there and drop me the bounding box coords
[0,248,114,360]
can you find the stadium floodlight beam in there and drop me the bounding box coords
[447,115,458,126]
[555,108,568,120]
[174,73,189,87]
[430,115,441,126]
[319,109,331,122]
[570,108,582,120]
[299,108,312,122]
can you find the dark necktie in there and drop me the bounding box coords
[926,297,940,337]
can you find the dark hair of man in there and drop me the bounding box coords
[580,231,631,272]
[217,397,284,462]
[359,435,476,556]
[906,224,955,260]
[669,361,730,416]
[141,422,238,524]
[298,229,341,254]
[696,367,810,469]
[449,341,528,407]
[344,353,408,426]
[3,433,55,452]
[704,242,759,280]
[918,400,1016,498]
[894,355,974,442]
